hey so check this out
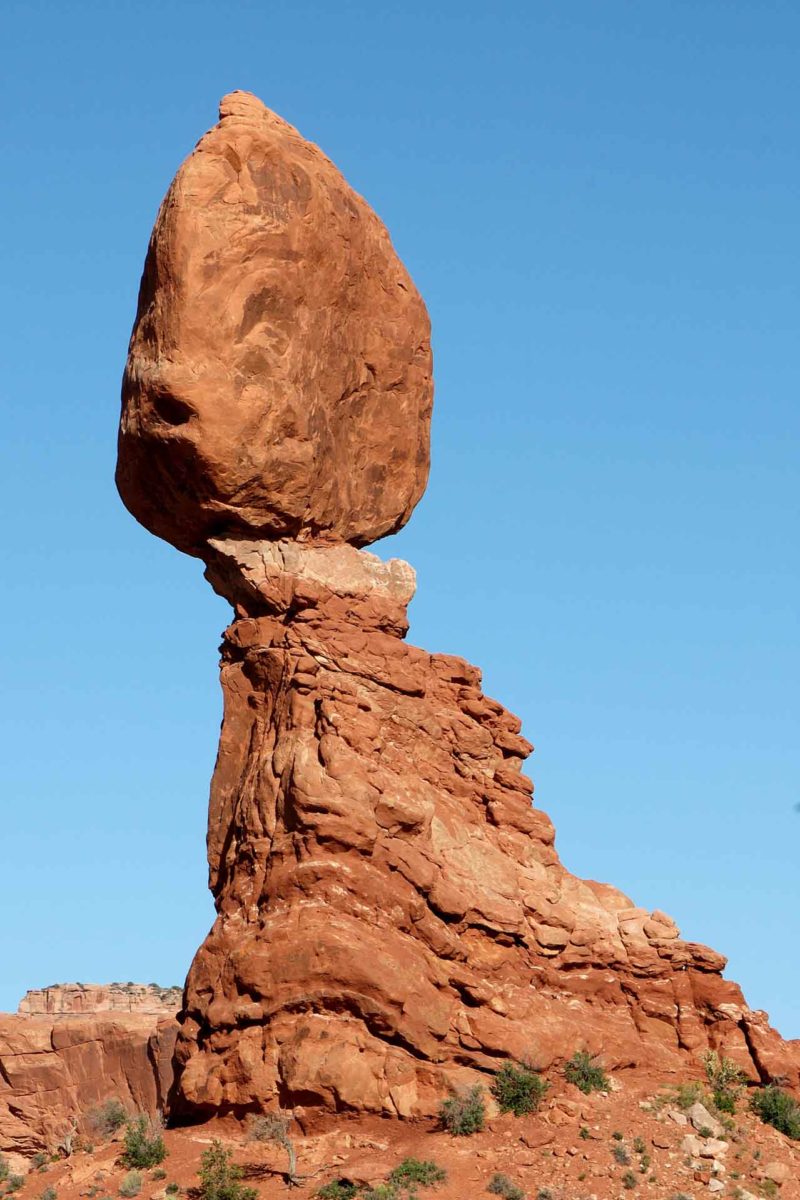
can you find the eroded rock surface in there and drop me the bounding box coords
[172,543,799,1119]
[18,983,181,1017]
[0,1014,176,1154]
[117,91,432,556]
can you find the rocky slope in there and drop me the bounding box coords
[5,1072,800,1200]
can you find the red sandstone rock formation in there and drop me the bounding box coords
[18,983,181,1017]
[0,1013,176,1155]
[170,541,799,1119]
[114,92,799,1125]
[117,91,432,557]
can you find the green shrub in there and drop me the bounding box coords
[151,1169,167,1181]
[673,1082,705,1110]
[622,1170,637,1190]
[487,1174,524,1200]
[317,1185,358,1200]
[0,1158,8,1184]
[118,1172,143,1198]
[491,1062,549,1117]
[87,1099,128,1138]
[439,1085,485,1136]
[39,1188,57,1200]
[632,1136,645,1154]
[32,1153,49,1172]
[6,1176,24,1194]
[197,1141,257,1200]
[612,1144,630,1165]
[361,1188,396,1200]
[387,1159,446,1189]
[165,1186,180,1196]
[702,1052,744,1115]
[121,1115,167,1169]
[564,1050,609,1095]
[749,1085,800,1139]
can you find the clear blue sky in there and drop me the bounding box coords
[2,1,797,1038]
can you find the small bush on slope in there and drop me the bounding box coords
[121,1115,166,1169]
[563,1050,608,1094]
[491,1062,549,1116]
[198,1142,257,1200]
[750,1085,800,1139]
[439,1085,485,1136]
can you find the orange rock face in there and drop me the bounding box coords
[116,91,432,556]
[171,542,799,1119]
[0,1013,176,1154]
[112,94,798,1127]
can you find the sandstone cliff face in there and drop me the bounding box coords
[171,541,798,1119]
[18,984,181,1017]
[0,1014,176,1155]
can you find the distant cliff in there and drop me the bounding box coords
[17,982,181,1017]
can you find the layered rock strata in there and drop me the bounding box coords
[171,541,798,1119]
[18,983,181,1017]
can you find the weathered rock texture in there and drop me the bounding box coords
[18,983,181,1017]
[0,1014,176,1155]
[117,91,432,556]
[171,543,799,1119]
[115,92,799,1126]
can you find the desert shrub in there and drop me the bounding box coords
[6,1176,24,1194]
[673,1081,705,1110]
[121,1114,167,1169]
[151,1169,167,1181]
[564,1050,608,1094]
[165,1187,180,1196]
[32,1153,48,1172]
[87,1099,128,1139]
[612,1144,630,1165]
[749,1085,800,1139]
[39,1188,57,1200]
[387,1159,446,1189]
[622,1170,637,1190]
[536,1191,553,1200]
[361,1188,397,1200]
[579,1126,590,1140]
[487,1174,524,1200]
[198,1141,257,1200]
[0,1158,8,1183]
[439,1085,485,1136]
[632,1136,646,1154]
[248,1113,297,1182]
[491,1062,549,1117]
[118,1171,143,1198]
[317,1185,358,1200]
[703,1051,744,1114]
[612,1131,624,1141]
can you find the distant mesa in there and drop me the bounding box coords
[17,982,181,1017]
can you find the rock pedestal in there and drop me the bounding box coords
[171,542,798,1118]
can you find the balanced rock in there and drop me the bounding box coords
[115,96,800,1124]
[117,91,432,556]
